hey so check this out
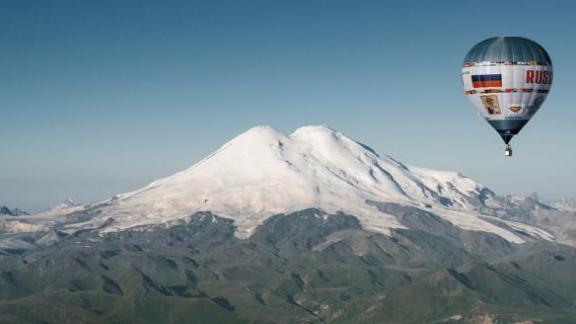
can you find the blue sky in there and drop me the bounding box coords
[1,0,575,211]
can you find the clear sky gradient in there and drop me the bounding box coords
[1,0,575,211]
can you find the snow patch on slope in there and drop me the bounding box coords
[0,219,44,233]
[550,198,576,212]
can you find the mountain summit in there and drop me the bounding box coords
[59,125,549,242]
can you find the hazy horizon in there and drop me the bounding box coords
[1,0,575,211]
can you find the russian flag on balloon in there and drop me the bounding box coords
[471,74,502,88]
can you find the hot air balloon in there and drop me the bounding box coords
[461,37,552,156]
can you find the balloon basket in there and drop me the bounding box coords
[504,145,513,157]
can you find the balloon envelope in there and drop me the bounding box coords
[461,37,552,144]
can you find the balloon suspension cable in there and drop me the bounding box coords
[504,144,513,157]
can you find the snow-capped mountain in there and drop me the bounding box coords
[550,198,576,212]
[33,197,84,218]
[0,198,84,233]
[0,206,28,216]
[48,125,552,243]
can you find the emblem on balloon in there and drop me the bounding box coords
[480,95,501,115]
[509,105,523,113]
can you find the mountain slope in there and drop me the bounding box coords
[0,210,574,323]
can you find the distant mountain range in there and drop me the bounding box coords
[1,125,576,323]
[0,206,28,217]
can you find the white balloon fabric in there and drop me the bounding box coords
[461,37,552,144]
